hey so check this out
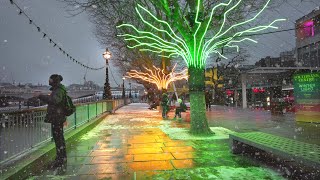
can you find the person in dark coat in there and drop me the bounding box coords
[174,98,183,119]
[161,93,169,119]
[205,90,211,111]
[38,74,67,169]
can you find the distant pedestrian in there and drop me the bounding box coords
[149,101,157,110]
[37,74,67,170]
[161,92,169,119]
[174,98,183,119]
[205,91,211,110]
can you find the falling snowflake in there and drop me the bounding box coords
[41,128,49,132]
[4,151,7,154]
[92,4,97,8]
[3,40,7,43]
[294,127,302,132]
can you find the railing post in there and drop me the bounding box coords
[96,102,98,117]
[87,104,90,122]
[74,109,77,129]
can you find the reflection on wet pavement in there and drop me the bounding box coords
[208,105,320,145]
[28,103,285,179]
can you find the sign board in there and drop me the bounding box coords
[293,72,320,122]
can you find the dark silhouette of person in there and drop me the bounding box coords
[161,93,169,119]
[205,90,211,110]
[38,74,67,169]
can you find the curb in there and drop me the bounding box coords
[1,112,109,180]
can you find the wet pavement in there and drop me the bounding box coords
[28,103,286,179]
[207,105,320,145]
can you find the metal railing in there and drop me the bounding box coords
[0,99,129,165]
[0,95,102,114]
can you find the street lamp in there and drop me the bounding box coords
[129,82,132,98]
[122,77,125,99]
[102,48,112,99]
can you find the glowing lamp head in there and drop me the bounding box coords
[103,48,112,60]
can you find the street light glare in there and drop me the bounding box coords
[103,49,112,60]
[103,53,111,59]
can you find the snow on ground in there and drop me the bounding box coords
[159,121,235,140]
[151,166,285,180]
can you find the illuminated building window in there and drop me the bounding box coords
[297,20,314,39]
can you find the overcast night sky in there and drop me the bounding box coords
[0,0,320,86]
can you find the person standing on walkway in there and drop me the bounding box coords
[174,98,183,119]
[37,74,67,169]
[161,92,169,119]
[205,90,211,111]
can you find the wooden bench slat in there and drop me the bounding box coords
[229,132,320,168]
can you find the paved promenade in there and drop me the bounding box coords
[29,103,284,179]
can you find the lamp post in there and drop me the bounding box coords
[122,77,125,99]
[129,82,132,98]
[102,48,112,99]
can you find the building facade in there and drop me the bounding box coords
[280,50,296,67]
[295,8,320,67]
[255,56,281,67]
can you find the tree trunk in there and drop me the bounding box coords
[188,66,212,135]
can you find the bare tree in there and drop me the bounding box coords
[61,0,284,135]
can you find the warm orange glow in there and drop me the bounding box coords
[126,64,188,90]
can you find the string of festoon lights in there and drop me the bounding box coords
[8,0,105,70]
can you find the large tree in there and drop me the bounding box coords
[62,0,285,135]
[116,0,284,134]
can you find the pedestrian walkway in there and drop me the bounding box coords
[29,103,284,179]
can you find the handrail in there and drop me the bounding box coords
[0,98,130,165]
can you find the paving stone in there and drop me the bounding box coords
[128,147,163,154]
[134,153,175,161]
[162,146,195,153]
[91,155,133,163]
[129,160,174,171]
[171,159,195,169]
[132,142,164,148]
[171,152,196,159]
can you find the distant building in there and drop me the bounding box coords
[295,7,320,67]
[280,50,297,67]
[205,68,223,89]
[255,56,281,67]
[67,82,101,91]
[254,50,297,68]
[237,64,255,71]
[67,84,83,91]
[110,87,140,99]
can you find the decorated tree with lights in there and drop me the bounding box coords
[61,0,284,134]
[126,64,188,90]
[116,0,285,134]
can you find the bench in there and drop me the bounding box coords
[229,132,320,169]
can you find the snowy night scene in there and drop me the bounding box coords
[0,0,320,179]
